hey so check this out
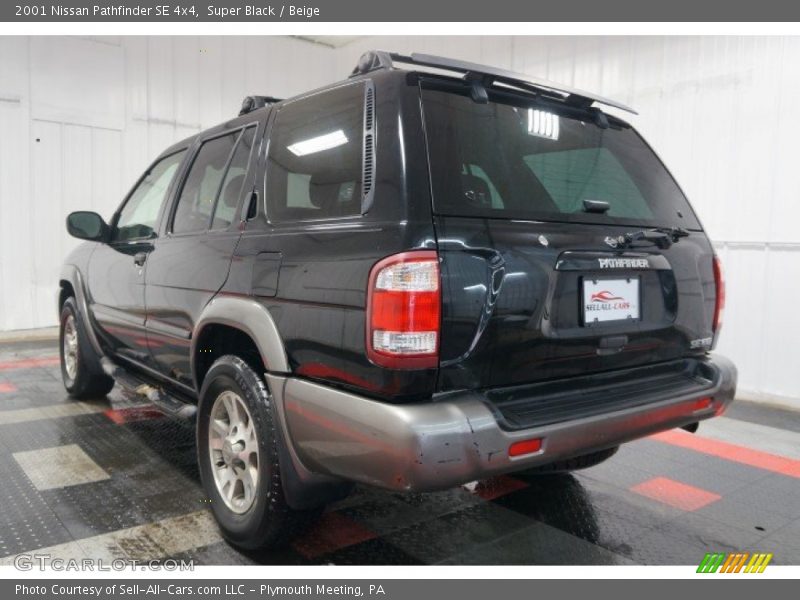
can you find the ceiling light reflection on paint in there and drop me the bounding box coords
[287,130,348,156]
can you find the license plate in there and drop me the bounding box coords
[582,277,640,325]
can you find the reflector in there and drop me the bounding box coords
[508,438,543,457]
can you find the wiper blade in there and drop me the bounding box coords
[622,227,690,249]
[654,226,690,239]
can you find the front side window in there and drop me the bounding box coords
[266,83,364,222]
[114,150,186,243]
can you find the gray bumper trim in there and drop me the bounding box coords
[272,354,737,492]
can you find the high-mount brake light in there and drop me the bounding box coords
[366,251,440,369]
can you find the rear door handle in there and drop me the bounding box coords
[133,252,148,267]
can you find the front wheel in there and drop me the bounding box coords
[196,355,320,549]
[59,297,114,399]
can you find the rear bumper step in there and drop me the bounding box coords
[489,358,717,430]
[268,354,737,492]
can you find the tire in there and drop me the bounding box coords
[197,354,321,550]
[516,446,619,476]
[59,297,115,399]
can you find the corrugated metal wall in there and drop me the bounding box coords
[0,35,335,332]
[1,35,797,406]
[335,36,800,407]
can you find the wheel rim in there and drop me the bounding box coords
[208,390,260,514]
[63,315,79,381]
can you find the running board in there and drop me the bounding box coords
[100,358,197,420]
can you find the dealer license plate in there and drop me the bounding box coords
[582,277,640,325]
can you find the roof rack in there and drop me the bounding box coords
[350,50,637,115]
[239,95,283,116]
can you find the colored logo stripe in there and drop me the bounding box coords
[697,552,773,573]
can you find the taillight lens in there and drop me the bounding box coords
[366,251,440,369]
[712,255,725,334]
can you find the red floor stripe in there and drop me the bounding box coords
[652,429,800,479]
[0,382,18,393]
[104,406,165,424]
[631,476,721,511]
[471,475,529,501]
[292,511,377,559]
[0,356,60,371]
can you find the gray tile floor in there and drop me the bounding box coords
[1,339,799,566]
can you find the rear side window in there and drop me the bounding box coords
[212,127,256,230]
[173,132,238,234]
[266,83,365,222]
[421,85,701,229]
[172,126,256,235]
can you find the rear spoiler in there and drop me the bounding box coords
[350,50,637,116]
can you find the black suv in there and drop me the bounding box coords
[59,51,737,549]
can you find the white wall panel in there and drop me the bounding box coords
[30,38,124,130]
[91,128,123,215]
[173,37,201,130]
[29,120,63,328]
[0,35,337,334]
[147,37,175,123]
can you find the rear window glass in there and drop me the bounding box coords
[266,83,364,223]
[421,85,700,229]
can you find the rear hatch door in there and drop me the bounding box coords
[420,80,718,391]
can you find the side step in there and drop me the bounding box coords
[101,358,197,420]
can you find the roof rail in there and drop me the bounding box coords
[239,95,283,116]
[350,50,637,115]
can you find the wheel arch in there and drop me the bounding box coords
[58,264,104,356]
[191,296,290,391]
[191,299,350,511]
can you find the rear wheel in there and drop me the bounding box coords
[59,297,114,399]
[197,355,320,549]
[517,446,619,476]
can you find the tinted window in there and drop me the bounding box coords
[266,83,364,222]
[421,86,701,229]
[212,126,257,230]
[523,148,652,220]
[172,132,238,234]
[114,150,186,242]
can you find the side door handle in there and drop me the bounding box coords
[133,252,148,267]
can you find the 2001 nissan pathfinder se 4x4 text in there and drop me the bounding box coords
[58,51,736,549]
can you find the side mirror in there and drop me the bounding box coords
[66,211,108,242]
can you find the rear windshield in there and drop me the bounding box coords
[421,85,701,229]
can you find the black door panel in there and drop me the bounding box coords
[144,123,261,385]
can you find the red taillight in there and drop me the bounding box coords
[366,251,440,369]
[508,438,543,457]
[712,255,725,334]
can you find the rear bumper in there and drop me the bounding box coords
[268,353,737,492]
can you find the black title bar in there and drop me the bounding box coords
[4,0,800,22]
